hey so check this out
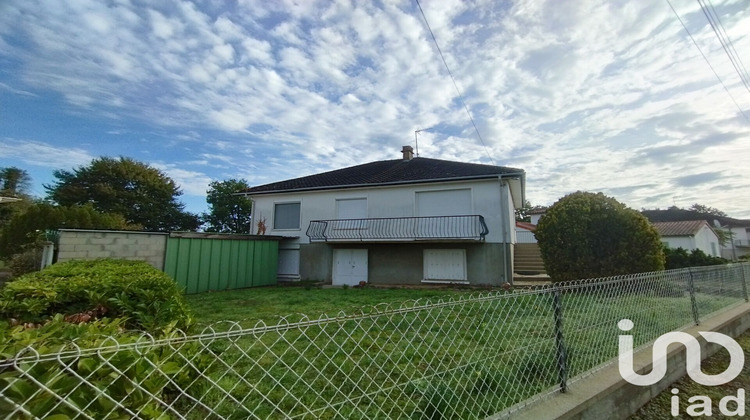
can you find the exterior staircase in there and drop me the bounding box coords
[513,243,550,285]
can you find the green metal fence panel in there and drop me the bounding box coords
[164,236,280,294]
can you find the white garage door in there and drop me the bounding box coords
[333,249,368,286]
[423,249,467,282]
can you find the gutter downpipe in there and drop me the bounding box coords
[498,172,525,286]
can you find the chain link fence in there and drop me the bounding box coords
[2,263,748,419]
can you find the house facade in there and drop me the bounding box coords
[243,146,525,286]
[642,209,750,260]
[652,220,721,257]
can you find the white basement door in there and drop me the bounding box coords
[333,249,368,286]
[423,249,467,282]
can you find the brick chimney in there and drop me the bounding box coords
[401,145,414,161]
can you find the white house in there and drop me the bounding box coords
[242,146,526,286]
[642,209,750,260]
[652,220,721,257]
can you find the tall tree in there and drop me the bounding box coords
[688,203,727,217]
[45,157,200,231]
[0,167,33,229]
[0,167,32,196]
[202,179,253,233]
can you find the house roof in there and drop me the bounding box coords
[515,221,536,231]
[652,220,711,237]
[527,207,547,215]
[642,209,750,228]
[242,157,524,195]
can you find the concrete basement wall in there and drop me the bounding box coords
[56,229,168,270]
[494,303,750,420]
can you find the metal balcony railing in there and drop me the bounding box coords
[734,240,750,248]
[306,215,489,242]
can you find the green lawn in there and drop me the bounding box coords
[178,282,744,419]
[185,284,481,326]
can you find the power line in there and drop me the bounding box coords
[666,0,749,122]
[697,0,750,93]
[414,0,496,165]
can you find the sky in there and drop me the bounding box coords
[1,0,749,219]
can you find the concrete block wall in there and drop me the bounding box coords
[56,229,169,270]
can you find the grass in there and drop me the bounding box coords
[185,284,482,326]
[630,330,750,419]
[175,280,744,419]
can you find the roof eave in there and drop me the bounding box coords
[241,172,525,196]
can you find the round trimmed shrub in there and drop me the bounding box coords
[0,258,193,332]
[535,191,664,282]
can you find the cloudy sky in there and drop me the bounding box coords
[1,0,749,218]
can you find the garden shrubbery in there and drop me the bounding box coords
[0,259,201,419]
[664,247,727,270]
[0,258,193,332]
[535,191,665,282]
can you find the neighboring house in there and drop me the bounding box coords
[242,146,526,286]
[515,221,537,244]
[643,209,750,260]
[652,220,722,257]
[527,207,547,225]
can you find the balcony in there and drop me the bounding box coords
[734,240,750,248]
[306,215,489,243]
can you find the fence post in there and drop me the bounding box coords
[739,263,749,303]
[687,268,700,325]
[552,287,568,393]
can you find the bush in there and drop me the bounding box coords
[535,191,665,282]
[0,202,135,261]
[664,247,728,270]
[8,247,43,277]
[0,259,192,332]
[0,316,208,419]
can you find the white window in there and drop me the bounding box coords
[274,202,301,230]
[336,198,367,219]
[416,189,472,217]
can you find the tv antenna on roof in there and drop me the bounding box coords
[414,126,434,157]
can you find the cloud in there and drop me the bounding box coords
[0,138,94,168]
[0,82,37,97]
[152,163,214,197]
[672,171,726,188]
[1,0,749,217]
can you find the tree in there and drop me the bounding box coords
[515,200,532,222]
[534,191,665,282]
[688,203,727,217]
[0,167,32,196]
[45,157,200,231]
[202,179,253,233]
[0,203,135,260]
[0,167,33,229]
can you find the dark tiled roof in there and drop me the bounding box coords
[642,209,750,228]
[652,220,710,237]
[243,157,524,194]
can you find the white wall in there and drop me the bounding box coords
[663,236,697,252]
[693,224,721,257]
[250,178,514,245]
[663,225,720,257]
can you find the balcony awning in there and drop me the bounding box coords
[306,215,488,243]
